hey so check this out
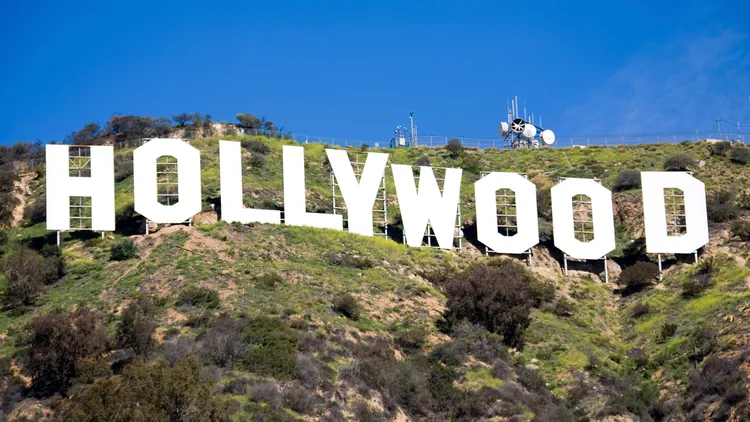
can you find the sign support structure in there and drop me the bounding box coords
[329,152,388,239]
[481,171,532,265]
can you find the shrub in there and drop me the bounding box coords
[682,273,714,298]
[730,220,750,241]
[446,138,463,158]
[110,238,137,261]
[3,247,47,307]
[729,145,750,164]
[25,308,111,395]
[613,169,641,191]
[706,189,739,222]
[656,322,678,342]
[239,317,299,379]
[40,244,66,283]
[241,139,271,155]
[255,272,283,289]
[416,155,431,167]
[23,199,45,225]
[617,261,659,295]
[327,251,372,269]
[460,155,482,173]
[685,353,748,421]
[199,316,249,368]
[249,153,265,168]
[663,153,695,171]
[627,347,649,369]
[709,141,732,156]
[114,153,134,181]
[630,301,650,318]
[395,326,428,354]
[333,293,361,320]
[428,341,468,366]
[552,297,575,317]
[690,324,717,361]
[443,259,540,349]
[179,286,220,309]
[56,356,228,421]
[360,143,369,152]
[117,295,158,356]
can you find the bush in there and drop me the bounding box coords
[729,145,750,164]
[416,155,431,167]
[25,308,111,395]
[179,286,220,309]
[56,356,228,421]
[709,141,732,156]
[40,244,66,283]
[23,199,46,225]
[630,301,650,318]
[730,220,750,241]
[117,295,158,356]
[249,153,265,168]
[443,259,540,349]
[685,353,748,421]
[617,261,659,295]
[333,293,361,320]
[656,322,678,342]
[552,297,575,317]
[255,272,283,289]
[613,169,641,191]
[327,251,373,269]
[241,139,271,155]
[446,138,463,158]
[706,190,739,222]
[114,153,134,181]
[239,317,298,379]
[664,153,695,171]
[110,238,137,261]
[3,247,47,307]
[199,316,249,368]
[395,326,428,354]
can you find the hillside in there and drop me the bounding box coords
[0,135,749,421]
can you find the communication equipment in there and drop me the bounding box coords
[390,112,418,148]
[500,96,556,150]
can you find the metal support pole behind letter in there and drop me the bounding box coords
[658,254,663,281]
[57,231,61,247]
[603,256,609,283]
[563,254,568,276]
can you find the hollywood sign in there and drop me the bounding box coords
[45,139,709,260]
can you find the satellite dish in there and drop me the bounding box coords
[511,118,525,133]
[499,122,510,137]
[522,124,537,139]
[541,129,556,145]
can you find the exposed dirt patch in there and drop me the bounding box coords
[11,172,35,227]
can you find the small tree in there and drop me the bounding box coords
[333,293,361,321]
[730,220,750,241]
[706,190,738,223]
[663,153,695,171]
[444,259,541,349]
[709,141,732,156]
[25,308,111,395]
[416,155,431,167]
[110,239,137,261]
[3,247,47,307]
[613,169,641,191]
[446,138,463,158]
[117,295,158,356]
[729,146,750,164]
[236,113,262,129]
[618,261,659,295]
[172,113,192,127]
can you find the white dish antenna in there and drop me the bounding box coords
[522,124,537,139]
[511,118,525,134]
[541,129,556,145]
[499,122,510,137]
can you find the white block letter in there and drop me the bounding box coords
[641,172,709,254]
[551,178,615,259]
[326,149,388,236]
[283,145,342,230]
[219,140,281,224]
[475,172,539,253]
[392,165,462,249]
[46,145,115,231]
[133,138,202,223]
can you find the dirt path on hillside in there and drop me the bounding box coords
[11,173,35,227]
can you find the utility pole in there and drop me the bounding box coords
[717,117,721,133]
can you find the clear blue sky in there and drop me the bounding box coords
[1,0,749,145]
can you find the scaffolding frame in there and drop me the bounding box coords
[330,152,388,239]
[401,166,462,251]
[145,144,193,234]
[558,177,609,283]
[481,172,532,265]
